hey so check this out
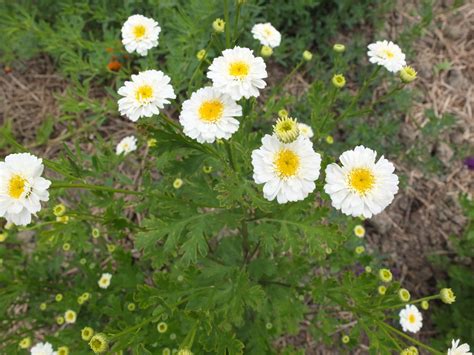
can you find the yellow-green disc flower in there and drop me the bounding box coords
[379,268,393,283]
[173,178,183,189]
[157,321,168,333]
[64,309,77,324]
[53,203,66,217]
[398,288,411,302]
[341,335,350,344]
[147,138,157,147]
[365,266,372,273]
[19,337,31,349]
[196,49,207,61]
[56,316,65,325]
[127,303,136,311]
[92,228,100,239]
[89,333,108,354]
[62,243,70,251]
[278,109,288,118]
[260,45,273,58]
[202,165,213,174]
[302,50,313,61]
[56,215,69,224]
[82,326,94,341]
[378,285,387,295]
[273,116,299,143]
[440,288,456,304]
[355,246,365,254]
[400,66,417,83]
[40,302,47,311]
[212,18,225,33]
[421,300,429,310]
[353,225,365,238]
[332,74,346,88]
[333,44,346,53]
[55,293,63,302]
[58,346,69,355]
[0,233,7,242]
[325,135,334,144]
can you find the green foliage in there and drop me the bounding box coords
[0,0,468,354]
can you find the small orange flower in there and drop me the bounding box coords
[107,60,121,72]
[4,66,12,74]
[105,47,114,53]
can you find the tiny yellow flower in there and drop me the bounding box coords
[212,18,225,33]
[353,225,365,238]
[173,178,183,189]
[82,326,94,341]
[378,285,387,295]
[216,139,224,145]
[65,309,77,324]
[19,337,31,349]
[265,322,273,329]
[302,50,313,61]
[278,109,288,118]
[421,300,429,310]
[365,266,372,273]
[89,333,108,354]
[162,348,171,355]
[342,335,350,344]
[440,288,456,304]
[333,44,346,53]
[127,303,136,311]
[379,268,393,283]
[0,233,7,242]
[58,346,69,355]
[355,246,365,254]
[325,135,334,144]
[53,203,66,217]
[147,138,157,147]
[332,74,346,88]
[56,215,69,224]
[92,228,100,239]
[56,316,65,325]
[325,247,332,254]
[40,302,47,311]
[80,258,87,265]
[260,45,273,58]
[55,293,63,302]
[398,288,411,302]
[196,49,207,61]
[157,321,168,333]
[178,349,192,355]
[202,165,213,174]
[273,116,299,143]
[77,295,85,305]
[400,66,417,83]
[81,292,91,302]
[62,243,71,251]
[107,244,116,253]
[400,346,418,355]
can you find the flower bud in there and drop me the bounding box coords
[440,288,455,304]
[378,285,387,295]
[421,300,429,310]
[89,333,108,354]
[378,268,392,283]
[260,45,273,58]
[53,203,66,217]
[398,288,411,302]
[302,50,313,61]
[212,18,225,33]
[82,327,94,341]
[332,74,346,88]
[400,66,417,83]
[173,178,183,189]
[273,116,299,143]
[333,44,345,53]
[196,49,207,61]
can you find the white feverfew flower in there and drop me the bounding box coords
[448,339,472,355]
[30,342,56,355]
[116,136,137,156]
[207,46,267,101]
[399,305,423,333]
[179,87,242,143]
[98,273,112,289]
[324,145,399,218]
[297,123,314,139]
[121,14,161,56]
[0,153,51,226]
[251,23,281,48]
[367,40,406,73]
[118,70,176,122]
[252,134,321,204]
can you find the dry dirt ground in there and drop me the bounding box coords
[0,1,472,354]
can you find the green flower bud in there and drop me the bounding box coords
[400,66,417,83]
[212,18,225,33]
[302,50,313,61]
[378,285,387,295]
[440,288,455,304]
[157,322,168,333]
[421,300,429,310]
[341,335,350,344]
[398,288,411,302]
[378,268,393,283]
[260,45,273,58]
[332,74,346,88]
[333,44,345,53]
[82,327,94,341]
[89,333,108,354]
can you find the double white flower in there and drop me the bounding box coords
[0,153,51,226]
[251,23,281,48]
[121,14,161,56]
[399,304,423,333]
[179,87,242,143]
[207,46,267,101]
[367,40,406,73]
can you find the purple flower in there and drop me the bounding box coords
[464,157,474,170]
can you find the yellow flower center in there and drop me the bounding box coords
[274,149,300,178]
[135,85,153,102]
[348,168,375,195]
[408,314,416,323]
[383,49,395,59]
[8,174,28,199]
[198,100,224,122]
[133,24,146,39]
[229,61,249,78]
[264,27,273,37]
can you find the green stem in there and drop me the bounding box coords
[224,141,237,172]
[381,322,443,354]
[377,321,404,351]
[379,295,440,311]
[51,182,143,195]
[339,65,381,121]
[232,2,242,43]
[241,219,249,264]
[318,86,339,135]
[223,0,231,48]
